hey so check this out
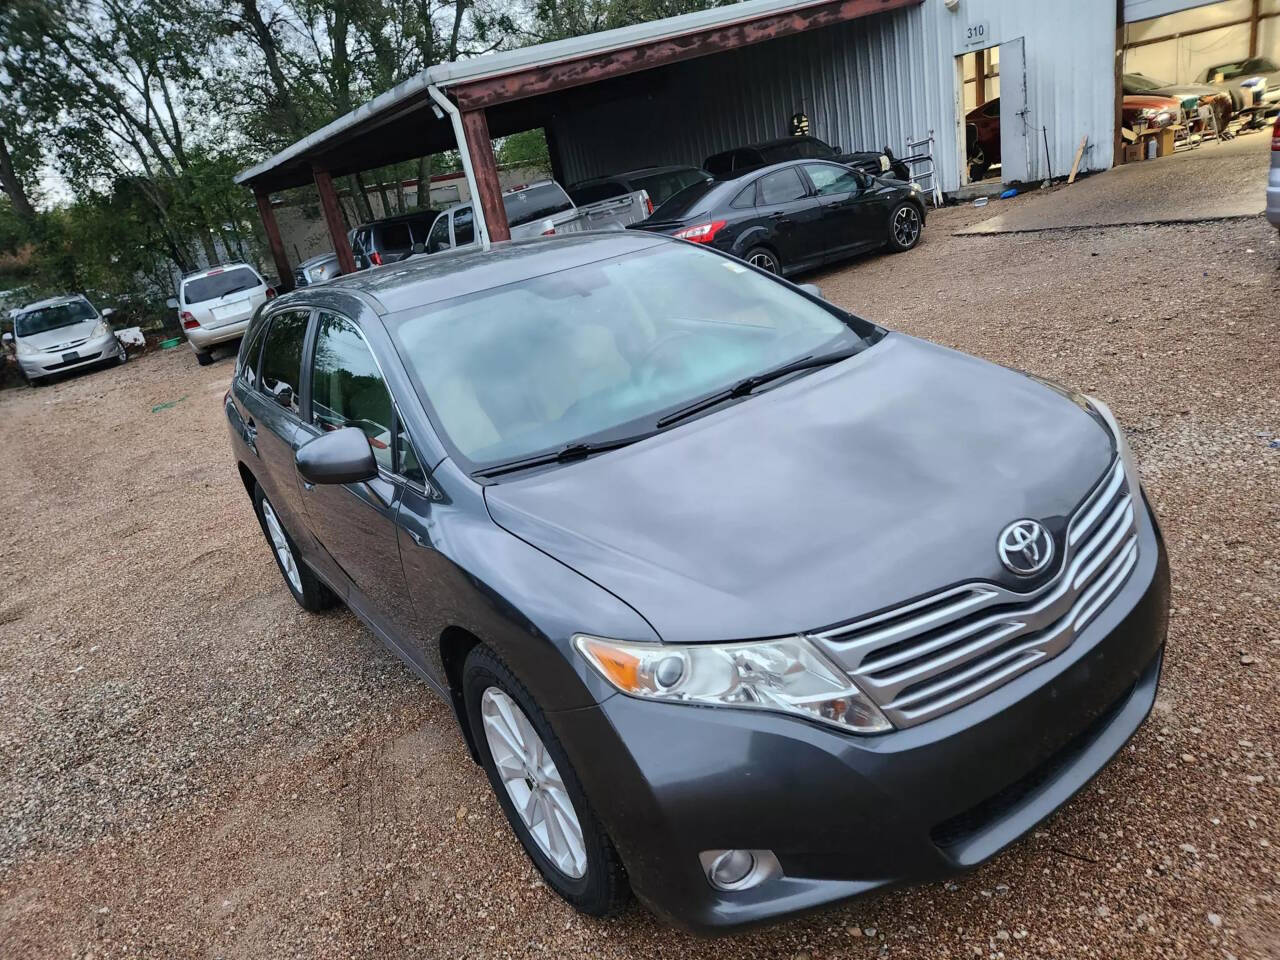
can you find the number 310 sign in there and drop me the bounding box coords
[964,21,990,48]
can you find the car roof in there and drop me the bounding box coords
[437,179,564,216]
[355,210,438,230]
[276,232,671,316]
[16,293,90,314]
[181,262,257,283]
[570,165,704,187]
[707,136,826,158]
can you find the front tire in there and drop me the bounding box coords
[886,201,923,252]
[252,483,336,612]
[195,349,213,366]
[463,644,628,917]
[743,246,781,275]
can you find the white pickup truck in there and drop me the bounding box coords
[425,179,649,252]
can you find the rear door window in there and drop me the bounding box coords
[757,167,808,205]
[257,309,310,414]
[183,267,261,305]
[310,311,394,472]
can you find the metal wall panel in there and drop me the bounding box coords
[550,0,1117,195]
[1125,0,1224,22]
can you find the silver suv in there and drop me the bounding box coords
[1268,113,1279,230]
[3,294,126,384]
[170,263,274,365]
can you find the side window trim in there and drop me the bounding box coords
[308,309,427,487]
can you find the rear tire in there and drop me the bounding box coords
[463,644,628,917]
[886,201,923,253]
[252,483,337,612]
[115,341,128,365]
[743,246,781,275]
[195,349,213,366]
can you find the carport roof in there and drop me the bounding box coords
[235,0,920,192]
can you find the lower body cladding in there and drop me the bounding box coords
[552,500,1170,932]
[18,333,125,380]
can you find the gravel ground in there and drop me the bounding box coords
[1,180,1277,959]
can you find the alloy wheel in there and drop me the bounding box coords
[481,686,587,879]
[748,251,779,274]
[261,498,302,593]
[893,205,920,247]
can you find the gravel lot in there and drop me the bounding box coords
[2,156,1277,958]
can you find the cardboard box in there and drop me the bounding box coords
[1157,126,1177,158]
[1123,143,1144,164]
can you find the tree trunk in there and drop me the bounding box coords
[0,130,37,224]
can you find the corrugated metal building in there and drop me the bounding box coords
[551,0,1119,193]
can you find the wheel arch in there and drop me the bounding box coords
[236,460,257,503]
[440,624,484,762]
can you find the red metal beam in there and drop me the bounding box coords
[460,109,510,242]
[254,188,294,293]
[313,166,357,274]
[452,0,920,110]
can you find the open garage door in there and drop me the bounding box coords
[999,38,1030,184]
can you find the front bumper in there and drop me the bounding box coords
[553,495,1170,933]
[185,318,250,351]
[18,333,123,379]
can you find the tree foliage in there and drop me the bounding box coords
[0,0,731,318]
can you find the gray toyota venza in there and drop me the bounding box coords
[225,231,1169,932]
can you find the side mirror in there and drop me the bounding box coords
[268,381,293,409]
[798,283,823,299]
[1,332,12,345]
[296,427,378,485]
[166,297,179,310]
[101,307,115,318]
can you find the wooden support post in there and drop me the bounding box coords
[312,166,356,274]
[1250,0,1261,56]
[460,109,510,242]
[253,188,294,293]
[974,48,987,107]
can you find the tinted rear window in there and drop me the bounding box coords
[759,138,833,163]
[184,267,261,304]
[377,222,413,251]
[503,183,574,228]
[649,180,719,221]
[704,153,733,176]
[632,169,711,207]
[569,182,624,205]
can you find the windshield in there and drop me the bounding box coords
[503,183,574,228]
[388,243,862,472]
[183,267,261,304]
[1124,73,1166,93]
[15,300,95,336]
[633,168,712,206]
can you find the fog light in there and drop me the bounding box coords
[708,849,755,888]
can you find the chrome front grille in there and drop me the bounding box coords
[810,459,1139,729]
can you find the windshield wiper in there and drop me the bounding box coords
[474,435,651,479]
[656,346,862,429]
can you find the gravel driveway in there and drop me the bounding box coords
[1,173,1277,958]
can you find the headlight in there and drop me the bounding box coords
[91,320,111,339]
[15,338,35,356]
[574,634,892,734]
[1087,395,1140,489]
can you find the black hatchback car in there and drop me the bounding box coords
[633,159,926,276]
[226,232,1168,933]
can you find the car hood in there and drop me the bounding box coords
[1152,83,1221,99]
[19,319,99,351]
[484,334,1115,644]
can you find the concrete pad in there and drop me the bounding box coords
[956,131,1271,235]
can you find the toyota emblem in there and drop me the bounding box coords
[997,519,1054,576]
